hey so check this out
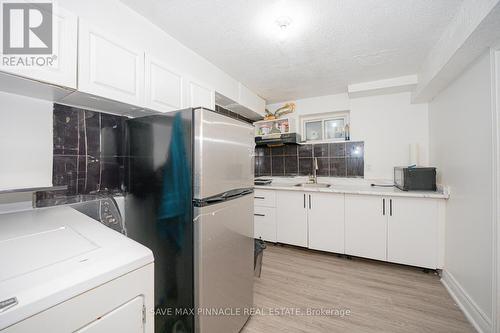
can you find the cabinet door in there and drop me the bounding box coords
[345,194,387,261]
[254,206,276,242]
[238,82,265,115]
[387,197,439,268]
[254,189,276,207]
[78,20,144,106]
[188,80,215,109]
[308,193,345,253]
[0,7,77,88]
[145,54,183,112]
[276,191,308,247]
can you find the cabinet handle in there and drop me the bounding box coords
[382,199,385,215]
[255,196,265,199]
[390,199,393,216]
[254,213,265,217]
[303,194,306,208]
[309,195,312,209]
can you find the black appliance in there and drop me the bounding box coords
[394,167,437,191]
[255,132,301,146]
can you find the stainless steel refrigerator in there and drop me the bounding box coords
[125,107,254,333]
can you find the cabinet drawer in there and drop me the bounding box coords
[254,189,276,207]
[254,207,276,242]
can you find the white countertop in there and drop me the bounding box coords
[254,177,449,199]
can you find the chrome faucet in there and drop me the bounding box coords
[309,157,319,184]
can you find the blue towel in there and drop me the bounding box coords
[157,113,190,249]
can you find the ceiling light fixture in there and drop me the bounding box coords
[276,16,292,40]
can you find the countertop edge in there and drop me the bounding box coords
[254,185,449,199]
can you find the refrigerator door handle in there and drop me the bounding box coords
[194,188,254,207]
[221,188,254,199]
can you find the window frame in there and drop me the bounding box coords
[300,111,350,143]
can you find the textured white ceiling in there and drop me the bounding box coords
[121,0,463,103]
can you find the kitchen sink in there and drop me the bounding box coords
[294,183,331,188]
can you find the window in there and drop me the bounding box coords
[301,111,349,142]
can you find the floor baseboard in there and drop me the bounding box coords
[441,270,492,333]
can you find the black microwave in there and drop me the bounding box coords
[394,167,437,191]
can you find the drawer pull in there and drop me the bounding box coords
[254,213,265,217]
[255,196,265,199]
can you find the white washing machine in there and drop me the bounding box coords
[0,202,154,333]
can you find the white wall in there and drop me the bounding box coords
[429,52,493,331]
[0,92,53,190]
[268,92,429,180]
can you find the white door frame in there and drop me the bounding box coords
[493,46,500,333]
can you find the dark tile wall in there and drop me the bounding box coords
[53,104,126,195]
[255,141,364,178]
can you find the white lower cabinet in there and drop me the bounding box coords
[254,190,277,242]
[255,189,444,269]
[345,194,387,261]
[254,206,277,242]
[308,193,345,253]
[275,191,344,251]
[276,191,308,247]
[345,194,441,268]
[387,197,439,268]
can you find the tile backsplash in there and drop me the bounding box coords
[255,141,364,178]
[53,104,126,195]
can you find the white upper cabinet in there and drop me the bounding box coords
[0,7,77,89]
[345,194,387,261]
[188,80,215,109]
[238,83,265,115]
[387,197,439,268]
[78,19,145,106]
[308,193,345,254]
[144,54,183,112]
[276,191,308,247]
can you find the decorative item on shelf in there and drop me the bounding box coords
[279,121,287,133]
[270,123,281,134]
[258,125,271,136]
[264,102,296,120]
[344,123,350,141]
[264,109,276,120]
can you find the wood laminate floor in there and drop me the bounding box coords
[242,244,474,333]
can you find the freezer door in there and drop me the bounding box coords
[194,194,254,333]
[194,108,254,199]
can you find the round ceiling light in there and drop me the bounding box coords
[276,16,292,40]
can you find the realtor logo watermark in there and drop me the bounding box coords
[1,1,56,67]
